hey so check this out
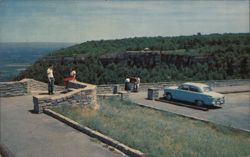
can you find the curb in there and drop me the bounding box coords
[43,109,146,157]
[155,98,209,111]
[0,143,15,157]
[134,102,250,133]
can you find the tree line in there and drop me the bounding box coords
[16,33,250,85]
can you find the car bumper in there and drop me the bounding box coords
[212,97,225,105]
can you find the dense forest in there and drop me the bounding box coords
[16,33,250,85]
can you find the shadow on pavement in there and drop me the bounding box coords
[28,109,36,114]
[38,92,49,95]
[146,97,222,111]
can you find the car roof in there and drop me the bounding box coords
[183,82,209,88]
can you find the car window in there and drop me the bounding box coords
[203,87,212,92]
[179,85,189,90]
[190,86,201,93]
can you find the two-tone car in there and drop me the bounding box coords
[164,82,225,106]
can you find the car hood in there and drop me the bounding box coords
[206,92,224,98]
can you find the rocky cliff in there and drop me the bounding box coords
[15,33,250,85]
[100,51,206,68]
[40,51,206,69]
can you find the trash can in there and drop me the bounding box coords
[113,85,119,94]
[148,88,159,100]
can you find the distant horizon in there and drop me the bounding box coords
[0,41,77,43]
[1,32,249,44]
[0,1,248,43]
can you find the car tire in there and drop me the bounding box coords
[195,100,203,106]
[165,93,172,101]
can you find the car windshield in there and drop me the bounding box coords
[203,86,212,92]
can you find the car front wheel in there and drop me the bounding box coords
[195,100,204,106]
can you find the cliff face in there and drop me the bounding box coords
[36,51,206,68]
[38,55,86,65]
[15,49,250,85]
[99,51,206,68]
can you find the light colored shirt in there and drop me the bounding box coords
[70,70,76,76]
[137,77,140,84]
[125,78,130,83]
[70,70,76,80]
[47,68,54,78]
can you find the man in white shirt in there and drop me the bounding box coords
[47,64,55,95]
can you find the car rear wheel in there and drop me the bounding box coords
[195,100,204,106]
[165,93,172,101]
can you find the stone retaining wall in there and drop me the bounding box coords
[0,78,65,97]
[97,79,250,94]
[0,80,29,97]
[97,94,120,100]
[1,79,248,97]
[26,78,65,92]
[33,81,98,113]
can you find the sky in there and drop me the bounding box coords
[0,0,249,43]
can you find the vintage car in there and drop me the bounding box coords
[163,82,225,106]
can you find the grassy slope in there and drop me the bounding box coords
[52,98,250,157]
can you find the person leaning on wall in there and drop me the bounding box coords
[64,67,77,89]
[70,67,77,81]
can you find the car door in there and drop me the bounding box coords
[173,85,190,101]
[188,85,202,103]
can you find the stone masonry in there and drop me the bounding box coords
[0,78,65,97]
[0,80,29,97]
[33,80,98,113]
[26,78,65,92]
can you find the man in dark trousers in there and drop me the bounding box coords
[47,64,55,94]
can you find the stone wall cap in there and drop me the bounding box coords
[20,78,32,82]
[97,94,120,96]
[69,80,96,88]
[33,95,52,101]
[148,88,159,90]
[0,81,20,84]
[118,91,128,94]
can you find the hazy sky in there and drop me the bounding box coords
[0,0,249,43]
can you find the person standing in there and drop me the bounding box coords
[136,76,140,92]
[124,77,130,91]
[47,64,55,95]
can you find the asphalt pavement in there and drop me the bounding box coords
[0,96,124,157]
[0,84,249,157]
[129,88,250,131]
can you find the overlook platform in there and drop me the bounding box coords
[0,79,122,157]
[0,95,123,157]
[0,79,249,156]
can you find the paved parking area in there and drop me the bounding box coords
[1,83,249,157]
[129,90,250,131]
[0,96,123,157]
